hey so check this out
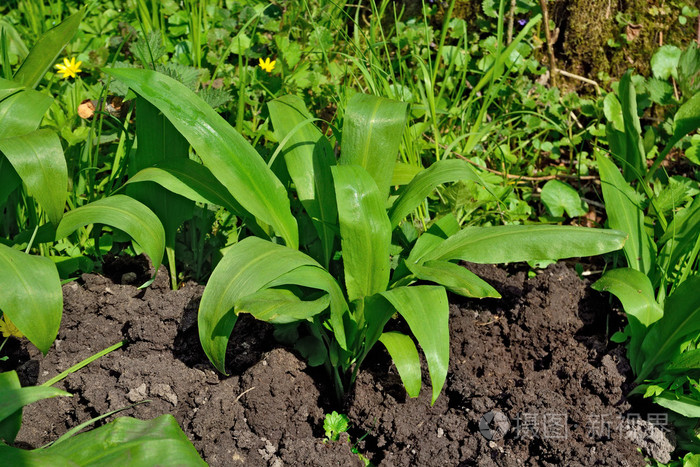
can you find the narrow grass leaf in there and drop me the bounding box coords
[380,286,449,404]
[378,332,422,398]
[0,129,67,225]
[597,153,654,274]
[55,195,165,283]
[332,165,391,301]
[338,94,408,199]
[104,68,298,248]
[268,95,337,266]
[389,159,484,228]
[617,71,646,181]
[423,225,626,264]
[0,244,62,355]
[13,10,85,89]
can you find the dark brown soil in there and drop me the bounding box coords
[1,258,675,465]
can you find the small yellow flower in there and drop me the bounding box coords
[54,57,82,79]
[0,316,23,339]
[258,57,276,73]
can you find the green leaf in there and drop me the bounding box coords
[0,244,62,355]
[650,45,682,80]
[104,68,298,248]
[665,349,700,373]
[592,268,663,374]
[672,92,700,146]
[198,237,346,373]
[652,392,700,418]
[540,180,587,217]
[332,165,391,302]
[0,88,53,139]
[128,96,193,246]
[323,411,349,441]
[235,288,330,324]
[639,276,700,381]
[0,415,206,466]
[0,129,67,225]
[378,332,422,398]
[0,371,22,444]
[591,268,662,327]
[388,159,484,228]
[597,153,654,274]
[380,286,449,404]
[13,10,85,89]
[610,331,628,343]
[55,195,165,284]
[268,95,337,267]
[391,162,422,186]
[678,43,700,97]
[338,94,408,199]
[408,260,500,298]
[422,225,626,264]
[126,159,246,214]
[0,383,70,422]
[616,71,646,181]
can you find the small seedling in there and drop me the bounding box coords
[323,411,350,442]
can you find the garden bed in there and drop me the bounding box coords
[2,258,674,465]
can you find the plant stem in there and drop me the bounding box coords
[538,0,557,87]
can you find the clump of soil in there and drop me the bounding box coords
[1,259,674,465]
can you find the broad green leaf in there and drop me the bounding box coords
[652,392,700,418]
[128,96,193,245]
[0,415,206,466]
[104,68,298,248]
[55,195,165,283]
[388,159,483,228]
[665,349,700,373]
[657,196,700,280]
[422,224,626,264]
[391,162,422,186]
[678,44,700,97]
[639,276,700,381]
[540,180,587,218]
[0,77,24,101]
[592,268,663,374]
[379,332,422,398]
[0,384,70,422]
[406,214,461,266]
[0,244,62,355]
[0,129,67,224]
[617,71,646,181]
[199,237,339,373]
[235,288,330,324]
[0,88,53,139]
[0,156,20,205]
[409,260,500,298]
[13,10,85,89]
[0,371,22,444]
[591,268,662,327]
[268,95,337,267]
[650,45,681,80]
[332,165,391,301]
[672,92,700,146]
[597,153,654,274]
[265,265,349,350]
[603,93,624,132]
[380,286,449,404]
[126,159,244,213]
[338,94,408,199]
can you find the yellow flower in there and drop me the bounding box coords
[54,57,82,79]
[0,316,23,339]
[258,57,276,73]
